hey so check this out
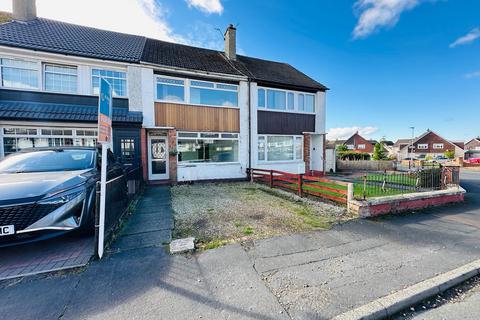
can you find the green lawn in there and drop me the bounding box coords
[357,173,418,187]
[353,183,416,199]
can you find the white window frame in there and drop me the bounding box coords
[358,144,366,150]
[155,75,239,109]
[91,68,128,97]
[176,131,240,165]
[417,144,428,149]
[0,57,41,90]
[43,63,78,94]
[257,86,316,114]
[346,144,355,150]
[257,134,304,163]
[433,143,444,149]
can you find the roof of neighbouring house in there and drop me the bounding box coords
[394,139,413,147]
[0,18,147,63]
[452,141,465,150]
[0,100,143,123]
[0,18,327,91]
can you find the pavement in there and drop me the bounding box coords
[0,171,479,320]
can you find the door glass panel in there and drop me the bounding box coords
[151,139,167,175]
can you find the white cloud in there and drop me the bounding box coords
[185,0,223,14]
[465,71,480,79]
[450,28,480,48]
[352,0,420,38]
[0,0,185,42]
[327,126,379,140]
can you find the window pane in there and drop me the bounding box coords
[120,138,136,164]
[267,90,286,110]
[216,84,237,91]
[258,137,265,161]
[258,89,265,108]
[92,69,127,97]
[221,133,238,139]
[178,139,238,163]
[287,92,294,110]
[305,94,315,112]
[158,77,184,85]
[298,94,305,111]
[178,132,198,138]
[267,136,294,161]
[191,80,214,88]
[44,64,77,94]
[295,137,303,160]
[200,133,219,138]
[157,83,184,102]
[1,58,39,89]
[190,87,238,107]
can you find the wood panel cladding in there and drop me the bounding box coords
[155,102,240,132]
[257,110,315,135]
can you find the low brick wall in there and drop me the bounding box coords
[337,160,395,172]
[348,187,465,217]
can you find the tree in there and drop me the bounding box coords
[336,144,348,152]
[444,150,455,159]
[372,141,388,160]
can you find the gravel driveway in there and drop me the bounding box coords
[171,182,350,249]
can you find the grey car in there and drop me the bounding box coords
[0,147,124,246]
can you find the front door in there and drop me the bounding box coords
[148,134,169,180]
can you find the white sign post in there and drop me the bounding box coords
[97,78,113,259]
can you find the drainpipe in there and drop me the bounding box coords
[248,78,252,181]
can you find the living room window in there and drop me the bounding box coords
[177,132,239,163]
[258,135,303,162]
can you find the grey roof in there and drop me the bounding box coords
[0,18,327,91]
[141,38,327,90]
[0,100,142,123]
[0,18,146,63]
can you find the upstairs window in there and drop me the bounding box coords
[190,80,238,107]
[305,94,315,112]
[0,58,39,89]
[417,144,428,149]
[92,69,127,97]
[44,64,77,94]
[267,89,286,110]
[156,77,185,102]
[433,143,444,149]
[258,88,265,108]
[358,144,366,150]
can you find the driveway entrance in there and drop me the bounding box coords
[0,234,93,281]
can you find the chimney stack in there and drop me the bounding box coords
[224,24,236,61]
[13,0,37,22]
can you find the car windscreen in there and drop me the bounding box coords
[0,150,95,173]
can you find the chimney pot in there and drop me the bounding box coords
[224,24,236,61]
[13,0,37,22]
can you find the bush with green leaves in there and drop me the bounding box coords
[444,150,455,159]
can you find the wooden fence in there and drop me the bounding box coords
[247,168,352,205]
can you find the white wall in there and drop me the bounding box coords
[325,148,336,173]
[310,134,324,172]
[238,80,249,177]
[128,66,154,126]
[177,163,245,182]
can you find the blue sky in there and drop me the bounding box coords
[1,0,478,142]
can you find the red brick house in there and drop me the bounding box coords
[397,130,464,160]
[337,132,376,153]
[465,138,480,160]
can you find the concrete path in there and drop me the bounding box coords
[109,186,173,252]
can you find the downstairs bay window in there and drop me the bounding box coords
[258,135,303,162]
[177,132,239,164]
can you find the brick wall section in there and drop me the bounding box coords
[303,133,311,174]
[167,129,177,183]
[140,128,148,182]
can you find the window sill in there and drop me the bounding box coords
[257,108,316,115]
[178,162,241,167]
[257,160,304,165]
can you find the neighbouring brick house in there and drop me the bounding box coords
[465,138,480,160]
[328,132,380,154]
[397,130,464,160]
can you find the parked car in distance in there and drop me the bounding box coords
[466,158,480,164]
[0,147,124,246]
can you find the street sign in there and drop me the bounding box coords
[97,78,112,259]
[98,78,112,143]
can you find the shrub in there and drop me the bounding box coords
[444,150,455,159]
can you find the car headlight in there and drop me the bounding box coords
[38,188,85,205]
